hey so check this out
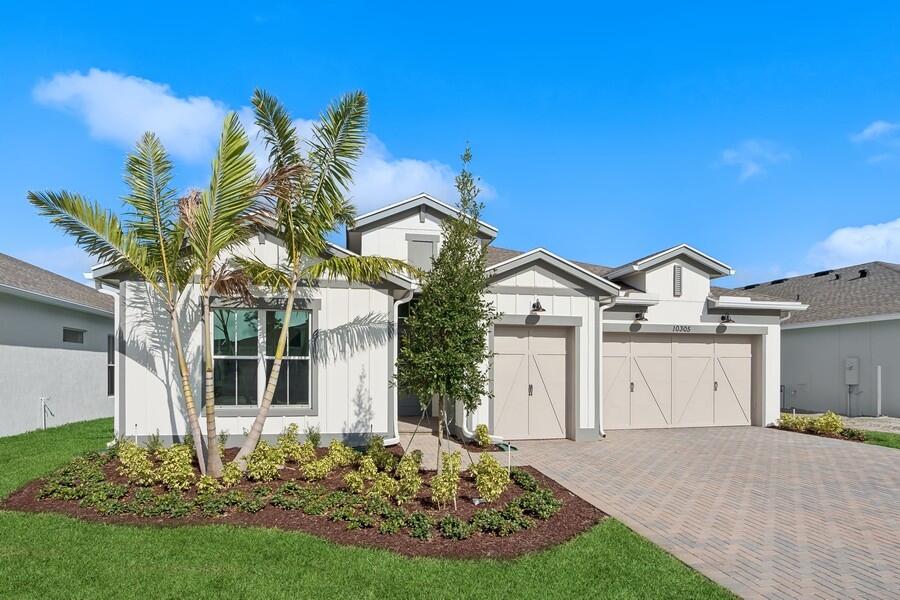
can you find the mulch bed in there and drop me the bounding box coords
[770,426,864,443]
[2,449,606,559]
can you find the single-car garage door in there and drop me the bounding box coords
[603,333,752,429]
[493,325,569,440]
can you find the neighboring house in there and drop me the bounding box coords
[94,193,805,445]
[742,262,900,417]
[0,253,114,436]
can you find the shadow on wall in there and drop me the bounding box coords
[311,312,393,364]
[343,368,375,437]
[125,284,200,439]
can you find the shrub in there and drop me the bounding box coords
[840,427,867,441]
[40,454,106,500]
[157,444,195,490]
[246,441,284,482]
[470,506,532,536]
[510,468,540,492]
[277,424,316,464]
[430,451,461,509]
[117,441,156,485]
[394,453,423,505]
[366,436,398,472]
[218,429,230,457]
[303,458,335,481]
[362,495,404,521]
[221,461,242,487]
[145,430,163,454]
[470,508,505,534]
[438,515,473,540]
[305,424,321,447]
[327,440,357,467]
[369,472,400,500]
[378,516,405,535]
[196,474,221,494]
[344,471,365,494]
[473,424,491,448]
[471,453,510,502]
[79,482,127,511]
[811,411,844,436]
[778,412,813,432]
[195,490,231,516]
[131,489,192,518]
[513,488,561,520]
[406,512,433,540]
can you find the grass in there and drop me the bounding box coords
[863,430,900,450]
[0,419,732,599]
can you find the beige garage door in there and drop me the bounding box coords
[603,333,752,429]
[493,325,569,440]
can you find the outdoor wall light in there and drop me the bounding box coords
[634,312,648,322]
[531,298,546,313]
[721,314,735,323]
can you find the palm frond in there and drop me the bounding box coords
[232,256,294,291]
[210,263,255,305]
[303,254,421,285]
[252,89,302,171]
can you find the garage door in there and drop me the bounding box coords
[493,325,569,440]
[603,333,752,429]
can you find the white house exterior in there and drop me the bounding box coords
[0,253,114,436]
[96,193,804,445]
[743,261,900,418]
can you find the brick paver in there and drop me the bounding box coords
[510,428,900,599]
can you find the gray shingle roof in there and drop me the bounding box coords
[739,261,900,324]
[0,252,113,314]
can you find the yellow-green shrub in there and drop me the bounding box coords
[430,451,461,509]
[221,461,242,487]
[277,425,316,464]
[157,444,195,490]
[343,456,377,493]
[197,474,221,494]
[303,458,334,481]
[394,453,422,505]
[778,413,813,432]
[811,411,844,436]
[473,424,491,448]
[470,453,510,502]
[327,440,357,467]
[344,471,365,493]
[246,441,284,482]
[369,472,399,500]
[117,441,156,485]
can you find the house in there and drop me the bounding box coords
[742,262,900,418]
[94,193,805,445]
[0,252,114,436]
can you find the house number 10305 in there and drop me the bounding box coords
[672,325,693,333]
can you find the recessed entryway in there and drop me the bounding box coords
[603,333,753,429]
[493,325,570,440]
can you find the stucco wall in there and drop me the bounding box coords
[0,292,113,437]
[782,319,900,417]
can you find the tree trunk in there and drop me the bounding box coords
[201,294,223,477]
[170,309,206,475]
[234,281,298,466]
[436,394,443,474]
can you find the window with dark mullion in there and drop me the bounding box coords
[265,310,311,406]
[212,309,258,405]
[107,334,115,396]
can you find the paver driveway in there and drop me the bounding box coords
[514,427,900,599]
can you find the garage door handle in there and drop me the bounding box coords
[714,381,718,391]
[630,382,634,392]
[528,384,533,396]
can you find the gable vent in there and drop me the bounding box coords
[859,269,868,278]
[673,264,683,297]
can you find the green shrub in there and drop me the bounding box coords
[840,427,867,441]
[473,424,491,448]
[438,515,473,540]
[394,453,422,505]
[513,488,561,520]
[217,429,230,457]
[361,495,404,520]
[470,506,532,536]
[276,424,310,464]
[430,451,461,509]
[470,508,505,534]
[327,440,358,467]
[811,411,844,436]
[303,458,335,481]
[344,471,365,494]
[196,474,221,494]
[145,430,163,454]
[117,441,156,485]
[246,441,284,482]
[156,444,195,490]
[131,490,193,518]
[78,482,127,511]
[366,436,398,472]
[471,453,510,502]
[39,454,106,500]
[305,424,321,447]
[510,468,540,492]
[221,461,242,487]
[406,512,433,540]
[778,412,813,432]
[378,516,405,535]
[369,472,400,500]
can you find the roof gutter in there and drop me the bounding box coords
[709,296,808,312]
[384,288,415,446]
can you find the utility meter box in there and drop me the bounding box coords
[845,357,860,386]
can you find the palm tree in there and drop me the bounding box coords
[28,133,207,471]
[232,89,417,465]
[181,113,261,477]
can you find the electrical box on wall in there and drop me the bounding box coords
[844,357,860,386]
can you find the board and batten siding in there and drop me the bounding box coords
[357,211,444,264]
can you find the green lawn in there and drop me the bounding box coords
[0,419,732,599]
[864,430,900,449]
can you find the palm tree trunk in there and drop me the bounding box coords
[201,293,223,477]
[170,309,206,475]
[234,280,298,466]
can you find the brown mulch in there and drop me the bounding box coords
[2,450,606,560]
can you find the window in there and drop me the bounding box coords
[63,328,84,344]
[107,334,115,396]
[211,307,312,408]
[212,309,259,406]
[408,239,436,271]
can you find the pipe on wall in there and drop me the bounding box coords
[384,289,415,446]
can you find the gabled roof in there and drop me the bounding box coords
[0,252,113,315]
[740,261,900,326]
[485,247,620,296]
[604,244,734,280]
[349,193,498,239]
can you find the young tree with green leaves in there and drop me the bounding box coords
[394,145,499,470]
[232,90,417,466]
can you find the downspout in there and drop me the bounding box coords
[597,295,618,438]
[384,288,415,446]
[93,279,120,447]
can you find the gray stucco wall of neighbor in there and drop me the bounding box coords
[0,292,114,437]
[781,319,900,418]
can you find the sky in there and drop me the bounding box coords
[2,1,900,287]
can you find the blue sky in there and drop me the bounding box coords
[2,2,900,286]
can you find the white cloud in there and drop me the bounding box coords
[34,68,482,209]
[851,120,899,143]
[719,139,790,181]
[809,217,900,267]
[34,68,228,161]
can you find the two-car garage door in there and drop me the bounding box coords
[603,333,753,429]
